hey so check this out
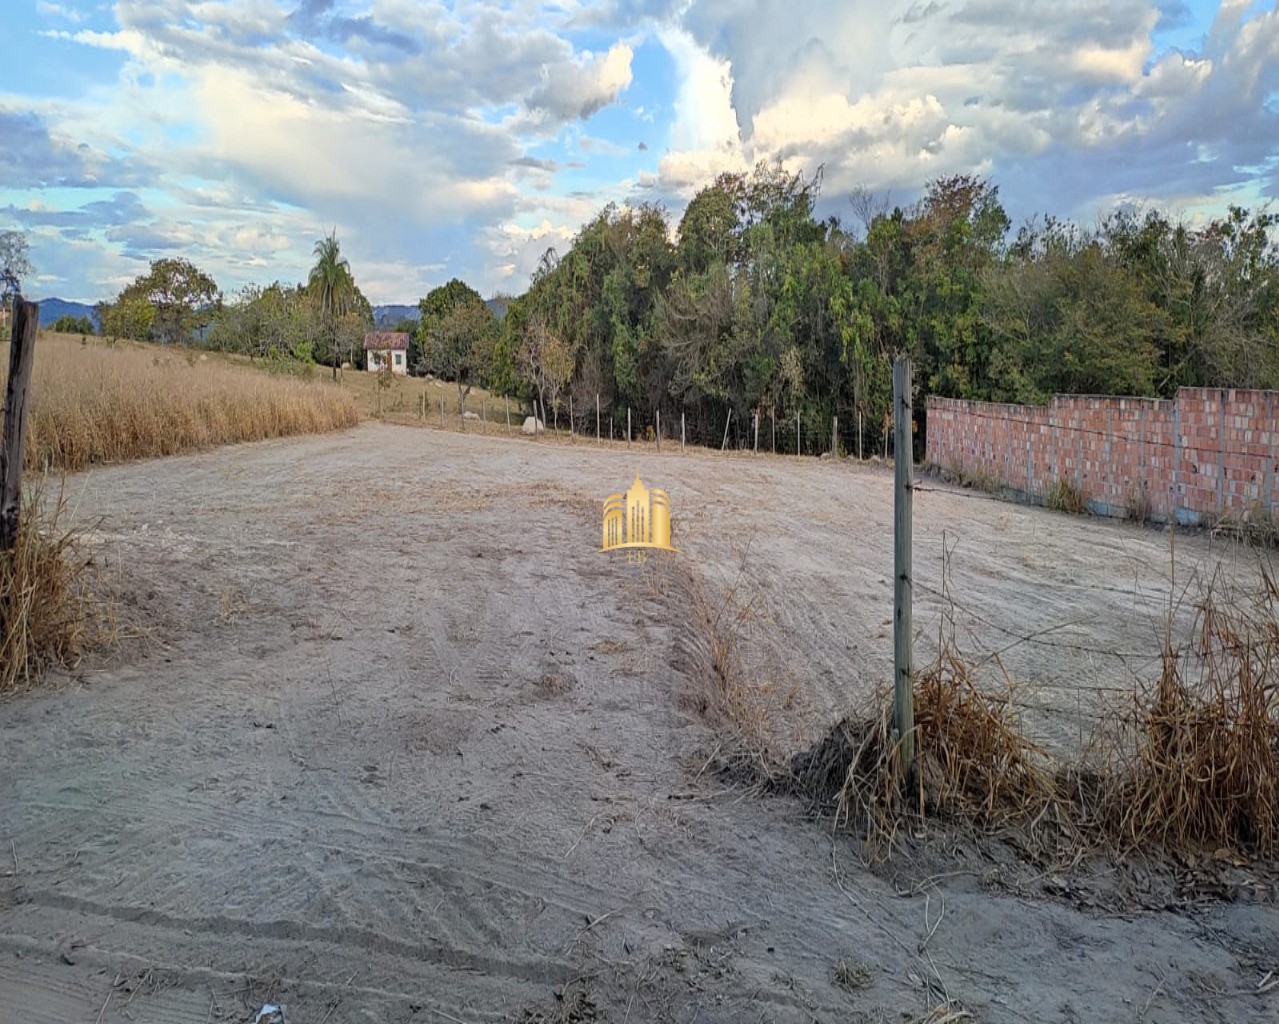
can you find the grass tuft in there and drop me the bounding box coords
[1093,571,1279,858]
[1044,478,1087,514]
[1,488,112,695]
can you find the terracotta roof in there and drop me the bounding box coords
[363,331,410,351]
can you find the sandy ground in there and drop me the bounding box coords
[1,421,1276,1023]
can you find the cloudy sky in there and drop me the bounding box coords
[2,0,1276,304]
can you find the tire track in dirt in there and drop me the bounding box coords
[11,890,580,985]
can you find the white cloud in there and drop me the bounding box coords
[7,0,1279,303]
[528,42,634,121]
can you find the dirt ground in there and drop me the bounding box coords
[1,421,1276,1023]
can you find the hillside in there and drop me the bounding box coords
[32,297,97,328]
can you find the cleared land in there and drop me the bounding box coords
[1,422,1275,1023]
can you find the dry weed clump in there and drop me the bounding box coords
[14,334,360,472]
[787,569,1279,863]
[0,489,111,695]
[1094,572,1279,858]
[1044,477,1087,514]
[661,557,798,783]
[790,639,1063,850]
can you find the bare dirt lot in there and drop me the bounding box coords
[2,422,1276,1023]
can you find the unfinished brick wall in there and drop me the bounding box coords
[926,389,1279,525]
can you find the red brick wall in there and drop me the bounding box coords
[926,389,1279,525]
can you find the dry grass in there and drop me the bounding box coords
[1044,477,1087,514]
[788,644,1064,852]
[15,333,360,472]
[666,556,801,783]
[1092,571,1279,858]
[784,568,1279,862]
[1,488,112,695]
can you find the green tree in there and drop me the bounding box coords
[50,314,95,335]
[101,294,156,343]
[308,231,358,379]
[112,258,219,345]
[415,279,496,414]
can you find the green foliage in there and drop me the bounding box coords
[491,164,1277,455]
[415,278,497,412]
[306,232,372,372]
[107,258,220,345]
[50,314,95,335]
[101,294,156,343]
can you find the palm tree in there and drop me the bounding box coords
[308,230,356,378]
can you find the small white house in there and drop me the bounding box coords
[363,331,410,374]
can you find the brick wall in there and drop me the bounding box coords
[926,389,1279,525]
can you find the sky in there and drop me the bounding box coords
[1,0,1276,305]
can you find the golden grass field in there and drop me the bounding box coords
[11,332,361,473]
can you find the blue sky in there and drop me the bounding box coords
[1,1,1276,304]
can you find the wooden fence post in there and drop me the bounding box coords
[569,394,574,437]
[483,399,487,435]
[754,410,759,454]
[596,393,600,443]
[893,357,915,785]
[439,395,444,428]
[796,409,801,459]
[681,411,685,454]
[721,408,732,451]
[656,409,661,452]
[1,299,37,555]
[832,415,838,457]
[627,407,631,447]
[771,407,776,454]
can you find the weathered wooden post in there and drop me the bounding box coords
[796,409,801,459]
[656,409,661,452]
[627,407,631,448]
[505,395,511,434]
[596,393,600,443]
[753,410,759,454]
[893,356,915,785]
[569,394,574,437]
[771,407,776,454]
[439,395,445,428]
[1,299,37,556]
[681,411,685,454]
[721,408,731,451]
[483,399,487,435]
[832,415,838,458]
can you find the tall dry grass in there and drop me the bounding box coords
[12,334,360,472]
[793,571,1279,861]
[1,489,111,695]
[1093,570,1279,857]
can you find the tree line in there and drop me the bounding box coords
[488,165,1278,453]
[40,163,1277,454]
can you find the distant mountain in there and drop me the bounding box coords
[373,304,420,328]
[34,297,99,328]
